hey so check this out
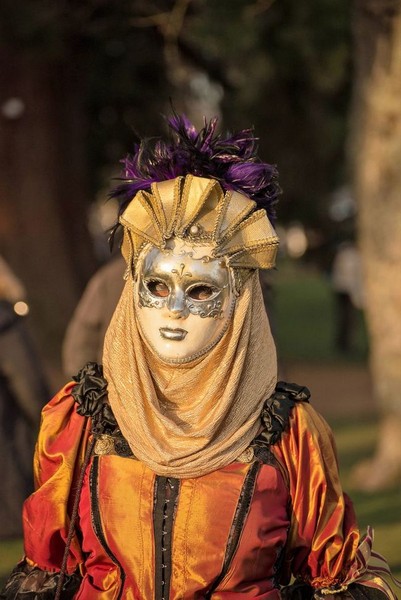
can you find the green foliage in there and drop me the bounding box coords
[184,0,353,227]
[0,0,354,231]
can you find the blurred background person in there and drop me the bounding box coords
[0,256,49,538]
[331,240,364,354]
[62,255,125,378]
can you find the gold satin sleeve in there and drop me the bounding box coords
[272,402,360,590]
[22,384,90,573]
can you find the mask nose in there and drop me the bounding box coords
[167,288,189,318]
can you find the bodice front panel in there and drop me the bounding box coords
[77,453,290,599]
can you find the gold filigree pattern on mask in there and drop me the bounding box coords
[171,263,193,281]
[137,243,232,323]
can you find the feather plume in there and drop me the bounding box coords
[110,114,280,228]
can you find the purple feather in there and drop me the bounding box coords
[110,114,280,223]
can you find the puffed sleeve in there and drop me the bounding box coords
[22,382,90,573]
[1,383,89,599]
[272,402,398,600]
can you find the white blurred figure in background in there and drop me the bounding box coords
[331,241,364,353]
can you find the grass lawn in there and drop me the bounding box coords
[0,539,23,586]
[334,417,401,580]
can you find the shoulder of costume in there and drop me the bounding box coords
[70,361,109,415]
[69,362,134,457]
[257,381,311,447]
[42,362,110,426]
[69,361,119,432]
[41,381,83,419]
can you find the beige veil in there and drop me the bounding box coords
[103,270,277,478]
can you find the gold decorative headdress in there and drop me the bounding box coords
[110,114,281,278]
[120,174,279,273]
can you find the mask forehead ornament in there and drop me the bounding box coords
[120,174,279,288]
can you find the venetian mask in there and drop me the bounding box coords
[134,239,235,363]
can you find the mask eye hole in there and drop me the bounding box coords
[146,280,169,298]
[187,285,217,301]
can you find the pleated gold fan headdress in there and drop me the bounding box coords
[109,113,280,269]
[119,174,279,283]
[103,115,281,477]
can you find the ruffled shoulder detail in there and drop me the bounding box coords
[72,368,312,463]
[71,367,312,459]
[71,362,117,433]
[71,362,133,457]
[256,381,311,447]
[72,367,311,451]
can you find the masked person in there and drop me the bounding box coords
[1,116,398,600]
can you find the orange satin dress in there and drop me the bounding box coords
[22,383,360,600]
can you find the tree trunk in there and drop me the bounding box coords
[350,0,401,489]
[0,50,96,379]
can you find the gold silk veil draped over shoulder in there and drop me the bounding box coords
[103,174,279,478]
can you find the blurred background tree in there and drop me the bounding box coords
[350,0,401,490]
[0,0,353,374]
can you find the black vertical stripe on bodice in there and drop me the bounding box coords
[153,476,180,600]
[205,460,261,598]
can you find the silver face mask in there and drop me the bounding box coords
[134,240,235,363]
